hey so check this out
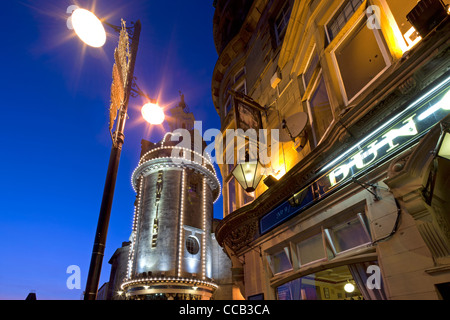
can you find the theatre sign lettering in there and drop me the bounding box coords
[260,78,450,235]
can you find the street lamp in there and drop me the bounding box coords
[69,7,163,300]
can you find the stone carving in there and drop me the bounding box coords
[224,220,258,252]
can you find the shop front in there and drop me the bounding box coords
[216,74,450,300]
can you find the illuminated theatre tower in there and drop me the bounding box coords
[121,96,222,300]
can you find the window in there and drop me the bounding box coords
[326,0,364,43]
[303,50,320,90]
[227,178,236,214]
[185,236,200,255]
[297,233,326,266]
[302,46,334,147]
[235,79,247,96]
[307,74,334,146]
[276,265,363,300]
[332,15,391,104]
[223,68,247,117]
[267,247,293,275]
[325,213,372,255]
[274,1,292,45]
[234,67,246,84]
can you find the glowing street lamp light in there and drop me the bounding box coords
[141,102,165,125]
[71,8,106,48]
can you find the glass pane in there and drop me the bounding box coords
[309,75,333,144]
[297,233,325,265]
[274,2,292,43]
[268,249,292,275]
[329,216,371,253]
[326,0,363,42]
[335,20,388,101]
[234,67,246,84]
[303,52,319,89]
[225,97,232,115]
[277,265,364,300]
[235,81,246,94]
[228,178,236,214]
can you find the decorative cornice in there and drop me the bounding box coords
[132,157,221,203]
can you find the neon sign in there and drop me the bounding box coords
[327,87,450,187]
[260,78,450,235]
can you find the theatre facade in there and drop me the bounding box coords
[211,0,450,300]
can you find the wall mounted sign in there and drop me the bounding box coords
[260,77,450,235]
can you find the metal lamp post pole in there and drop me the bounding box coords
[84,20,141,301]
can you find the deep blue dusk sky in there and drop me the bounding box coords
[0,0,222,299]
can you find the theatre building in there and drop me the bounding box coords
[212,0,450,299]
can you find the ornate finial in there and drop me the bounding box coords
[178,90,188,112]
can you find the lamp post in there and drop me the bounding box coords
[69,7,164,300]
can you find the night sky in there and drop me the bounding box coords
[0,0,222,300]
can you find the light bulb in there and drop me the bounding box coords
[344,283,355,293]
[71,8,106,48]
[141,102,165,125]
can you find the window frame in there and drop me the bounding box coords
[226,176,237,215]
[296,232,328,267]
[185,235,200,256]
[223,68,247,118]
[265,206,373,282]
[266,246,293,276]
[325,0,365,44]
[273,1,292,46]
[305,69,336,147]
[324,213,372,256]
[302,44,320,91]
[329,10,392,105]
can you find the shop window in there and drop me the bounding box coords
[324,213,372,255]
[326,0,364,43]
[307,73,334,146]
[296,233,326,266]
[332,15,391,104]
[276,265,364,300]
[274,1,292,46]
[267,247,293,275]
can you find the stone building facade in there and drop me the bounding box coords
[212,0,450,300]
